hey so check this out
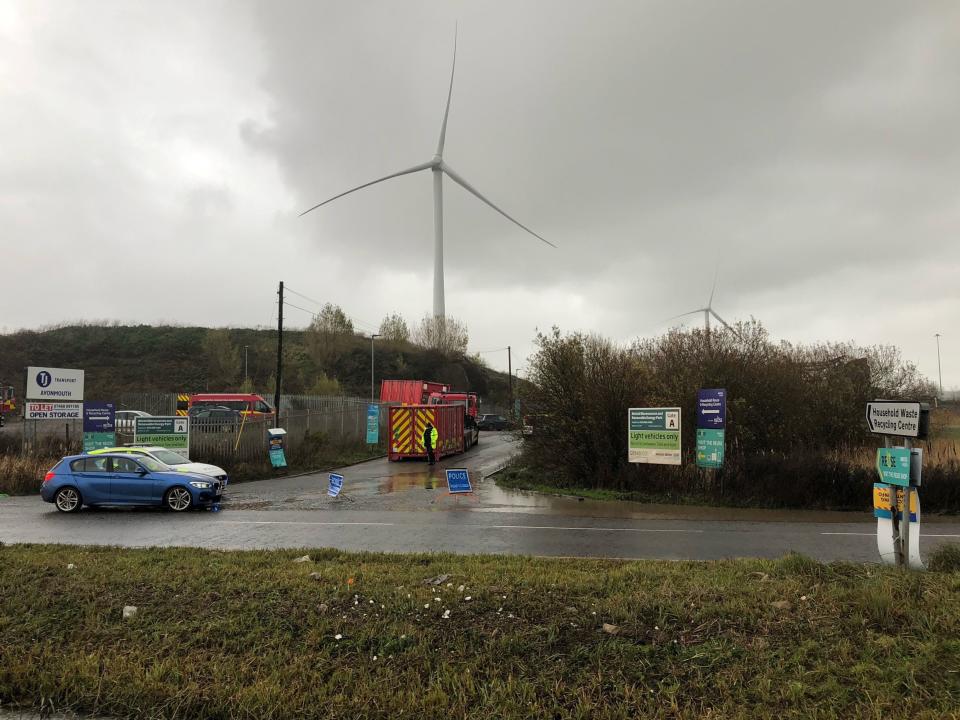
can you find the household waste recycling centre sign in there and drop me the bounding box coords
[628,408,681,465]
[134,416,189,457]
[696,388,726,469]
[83,402,116,452]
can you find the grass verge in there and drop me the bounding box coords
[2,546,960,719]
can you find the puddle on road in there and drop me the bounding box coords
[476,483,870,523]
[379,470,446,493]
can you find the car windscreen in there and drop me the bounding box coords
[150,449,189,466]
[138,457,167,472]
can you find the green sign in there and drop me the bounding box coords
[876,447,911,487]
[135,416,190,457]
[628,407,681,465]
[83,432,115,451]
[696,428,725,468]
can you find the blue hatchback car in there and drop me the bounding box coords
[41,453,224,513]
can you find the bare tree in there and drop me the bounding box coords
[412,315,469,355]
[379,313,410,343]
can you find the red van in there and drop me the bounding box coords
[188,393,274,417]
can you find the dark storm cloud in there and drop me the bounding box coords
[2,1,958,384]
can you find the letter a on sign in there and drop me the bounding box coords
[666,411,679,429]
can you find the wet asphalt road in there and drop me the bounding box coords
[2,434,959,562]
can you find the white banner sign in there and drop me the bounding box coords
[25,401,84,420]
[26,366,85,401]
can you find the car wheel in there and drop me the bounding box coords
[165,486,193,512]
[54,487,82,513]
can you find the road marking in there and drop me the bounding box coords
[484,524,703,533]
[821,532,960,538]
[218,521,395,527]
[217,520,701,533]
[820,532,875,536]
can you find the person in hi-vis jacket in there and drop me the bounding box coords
[423,422,438,465]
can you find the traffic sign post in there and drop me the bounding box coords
[867,400,924,569]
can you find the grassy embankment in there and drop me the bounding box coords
[2,545,960,719]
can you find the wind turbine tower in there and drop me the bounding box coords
[300,33,555,320]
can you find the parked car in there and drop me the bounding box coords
[115,409,151,433]
[89,446,228,485]
[477,414,510,431]
[187,405,243,432]
[40,453,223,512]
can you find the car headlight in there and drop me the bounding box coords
[189,481,212,489]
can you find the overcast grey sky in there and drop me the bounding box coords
[2,1,958,387]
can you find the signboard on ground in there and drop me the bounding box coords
[865,401,925,438]
[446,468,473,493]
[26,367,84,401]
[328,473,344,497]
[134,416,189,457]
[628,408,681,465]
[696,389,726,429]
[876,447,911,487]
[696,428,725,468]
[83,402,116,452]
[366,403,380,444]
[267,428,287,468]
[25,401,83,420]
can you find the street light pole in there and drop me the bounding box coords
[370,334,381,401]
[507,345,513,418]
[935,333,943,398]
[244,345,249,384]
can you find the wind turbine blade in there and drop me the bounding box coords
[666,308,706,322]
[710,310,739,335]
[299,161,433,217]
[442,162,556,248]
[436,27,457,158]
[708,265,719,308]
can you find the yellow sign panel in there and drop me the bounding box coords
[873,483,917,519]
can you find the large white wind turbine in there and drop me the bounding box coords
[668,270,741,341]
[300,34,555,320]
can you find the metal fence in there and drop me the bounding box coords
[15,395,388,466]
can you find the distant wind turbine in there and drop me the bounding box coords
[668,269,741,342]
[300,32,555,320]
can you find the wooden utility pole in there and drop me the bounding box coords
[274,281,284,428]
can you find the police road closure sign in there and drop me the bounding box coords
[446,469,473,493]
[328,473,344,497]
[628,408,681,465]
[26,367,84,401]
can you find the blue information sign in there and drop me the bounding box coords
[328,473,344,497]
[446,469,472,494]
[83,401,116,452]
[366,403,380,444]
[697,389,726,429]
